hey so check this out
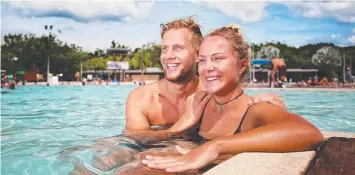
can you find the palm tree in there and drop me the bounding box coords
[132,50,152,81]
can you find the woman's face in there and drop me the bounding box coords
[197,36,247,95]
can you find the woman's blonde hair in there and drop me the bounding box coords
[205,24,251,84]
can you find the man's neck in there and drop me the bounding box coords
[214,85,243,105]
[161,74,200,99]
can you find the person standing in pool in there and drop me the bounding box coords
[141,24,324,173]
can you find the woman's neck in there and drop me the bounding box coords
[214,85,243,105]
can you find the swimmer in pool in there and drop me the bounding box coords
[141,24,324,173]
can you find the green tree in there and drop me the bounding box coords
[312,46,342,79]
[1,33,91,80]
[132,49,152,80]
[111,40,116,48]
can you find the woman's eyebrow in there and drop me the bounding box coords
[198,52,226,57]
[212,53,226,56]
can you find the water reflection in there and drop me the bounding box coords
[60,127,210,175]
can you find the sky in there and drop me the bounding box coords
[1,0,355,52]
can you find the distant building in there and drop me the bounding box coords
[82,67,164,82]
[106,48,131,57]
[252,68,318,83]
[126,67,164,82]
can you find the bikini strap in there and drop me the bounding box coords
[234,97,254,134]
[196,92,212,131]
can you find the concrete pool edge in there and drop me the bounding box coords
[203,131,355,175]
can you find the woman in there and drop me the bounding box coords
[141,24,324,173]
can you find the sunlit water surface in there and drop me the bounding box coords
[1,85,355,174]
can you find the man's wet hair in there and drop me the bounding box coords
[160,16,203,52]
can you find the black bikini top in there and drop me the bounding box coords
[196,92,252,141]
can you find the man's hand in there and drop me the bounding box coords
[250,93,286,110]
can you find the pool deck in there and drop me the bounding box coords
[203,131,355,175]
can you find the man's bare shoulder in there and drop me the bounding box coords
[127,82,158,103]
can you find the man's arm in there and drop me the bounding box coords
[271,68,277,85]
[123,87,184,142]
[124,88,151,134]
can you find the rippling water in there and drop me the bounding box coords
[1,85,355,175]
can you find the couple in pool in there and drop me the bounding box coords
[71,16,323,174]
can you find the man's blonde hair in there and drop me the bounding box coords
[160,16,203,52]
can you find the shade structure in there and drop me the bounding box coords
[251,59,271,65]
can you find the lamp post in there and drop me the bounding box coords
[44,25,53,84]
[11,56,18,75]
[80,62,83,82]
[252,43,255,82]
[249,44,253,84]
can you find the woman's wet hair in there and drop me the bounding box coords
[204,24,251,84]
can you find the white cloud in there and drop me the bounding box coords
[191,1,268,23]
[284,1,355,23]
[330,34,341,39]
[1,14,161,52]
[2,1,354,52]
[348,35,355,44]
[3,1,155,20]
[191,1,355,23]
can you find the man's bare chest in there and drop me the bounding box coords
[145,98,186,126]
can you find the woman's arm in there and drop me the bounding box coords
[213,102,324,154]
[141,102,324,172]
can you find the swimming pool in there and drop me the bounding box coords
[1,85,355,174]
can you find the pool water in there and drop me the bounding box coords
[1,85,355,175]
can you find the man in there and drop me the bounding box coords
[270,58,287,88]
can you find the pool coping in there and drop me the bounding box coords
[203,131,355,175]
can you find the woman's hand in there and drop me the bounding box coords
[167,92,213,132]
[141,142,219,173]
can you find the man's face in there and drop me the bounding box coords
[161,28,197,82]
